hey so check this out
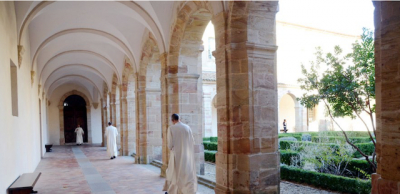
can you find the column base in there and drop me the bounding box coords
[372,173,400,194]
[161,164,167,177]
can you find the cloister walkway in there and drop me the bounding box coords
[33,145,214,194]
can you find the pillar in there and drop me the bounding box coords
[214,2,280,193]
[136,77,149,164]
[372,1,400,193]
[160,53,170,177]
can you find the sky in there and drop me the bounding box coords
[276,0,375,36]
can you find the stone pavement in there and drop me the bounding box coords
[34,145,214,194]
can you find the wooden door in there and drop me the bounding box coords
[63,95,88,143]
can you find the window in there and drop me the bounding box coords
[208,37,215,59]
[10,60,18,116]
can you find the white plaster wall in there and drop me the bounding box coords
[276,21,359,85]
[47,84,102,145]
[0,2,42,193]
[202,82,216,137]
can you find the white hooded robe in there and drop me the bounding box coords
[105,125,119,157]
[163,122,197,194]
[74,127,84,144]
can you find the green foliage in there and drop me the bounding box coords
[204,150,216,163]
[281,150,374,178]
[203,142,218,151]
[347,159,373,175]
[281,165,371,194]
[279,140,339,152]
[297,28,376,171]
[279,133,302,141]
[353,143,375,158]
[280,150,300,166]
[312,136,371,144]
[297,28,375,118]
[210,137,218,142]
[319,131,371,137]
[203,137,210,142]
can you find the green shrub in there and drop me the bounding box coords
[210,137,218,142]
[280,150,299,166]
[203,142,218,151]
[312,136,371,144]
[319,131,371,137]
[279,133,302,141]
[204,150,216,163]
[279,140,339,152]
[353,143,375,158]
[203,137,210,142]
[280,150,374,178]
[281,165,371,194]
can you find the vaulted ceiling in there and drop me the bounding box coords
[14,1,227,101]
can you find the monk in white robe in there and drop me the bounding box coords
[163,114,197,194]
[105,122,119,159]
[74,125,84,145]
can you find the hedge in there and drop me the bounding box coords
[279,133,302,141]
[353,143,375,158]
[203,137,210,142]
[203,142,218,151]
[280,150,374,176]
[280,150,300,166]
[279,140,340,152]
[205,150,216,163]
[280,140,374,158]
[319,131,371,137]
[210,137,218,142]
[312,136,372,144]
[281,165,371,194]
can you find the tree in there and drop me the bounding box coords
[297,28,376,172]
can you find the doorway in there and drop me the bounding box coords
[63,95,88,143]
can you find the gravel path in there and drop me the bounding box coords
[201,163,340,194]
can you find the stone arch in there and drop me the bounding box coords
[120,59,136,156]
[279,93,298,132]
[38,50,121,86]
[31,28,136,74]
[43,64,109,91]
[58,90,92,145]
[18,1,166,53]
[164,1,222,176]
[135,32,162,164]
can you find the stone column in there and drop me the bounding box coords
[86,105,92,143]
[372,2,400,193]
[215,2,280,193]
[295,105,302,132]
[120,97,128,155]
[160,53,170,177]
[136,78,149,164]
[101,100,105,147]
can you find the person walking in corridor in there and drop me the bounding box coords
[105,122,118,160]
[163,114,197,194]
[74,124,84,146]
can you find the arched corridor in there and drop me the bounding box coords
[0,1,399,194]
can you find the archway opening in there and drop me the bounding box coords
[63,95,88,143]
[279,94,296,132]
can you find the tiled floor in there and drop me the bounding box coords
[34,145,214,194]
